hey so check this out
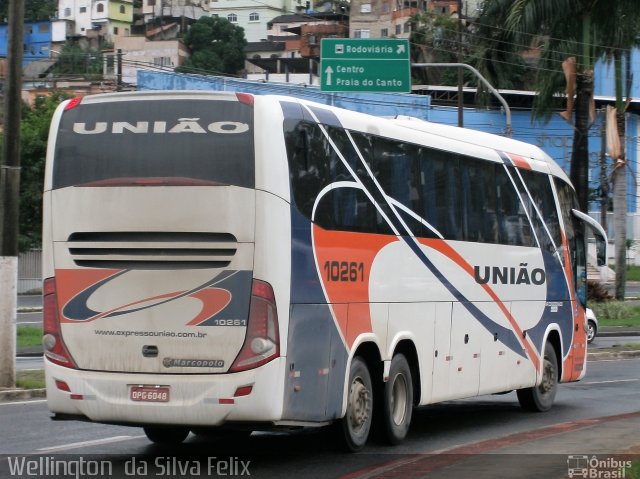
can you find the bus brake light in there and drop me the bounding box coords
[235,92,254,106]
[64,97,83,110]
[229,280,279,372]
[43,278,77,369]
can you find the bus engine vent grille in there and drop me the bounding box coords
[67,232,237,269]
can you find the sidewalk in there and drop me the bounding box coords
[599,325,640,337]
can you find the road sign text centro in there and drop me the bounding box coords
[320,39,411,93]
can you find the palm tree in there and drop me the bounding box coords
[597,1,640,299]
[476,0,640,299]
[476,0,606,213]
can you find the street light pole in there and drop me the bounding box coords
[457,0,463,128]
[0,0,24,388]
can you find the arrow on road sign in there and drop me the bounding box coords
[397,44,405,55]
[324,66,334,86]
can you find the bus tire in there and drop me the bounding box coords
[337,356,373,452]
[381,353,413,445]
[517,341,558,412]
[143,426,190,445]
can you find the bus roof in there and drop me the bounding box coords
[385,115,570,185]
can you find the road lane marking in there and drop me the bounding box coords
[37,435,146,452]
[0,399,47,406]
[592,358,640,362]
[582,379,639,385]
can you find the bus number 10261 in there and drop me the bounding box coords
[323,261,365,282]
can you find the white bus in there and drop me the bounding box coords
[43,91,606,451]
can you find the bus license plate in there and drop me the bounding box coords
[130,386,170,403]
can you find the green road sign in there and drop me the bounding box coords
[320,39,411,93]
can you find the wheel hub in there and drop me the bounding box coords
[391,374,408,426]
[349,379,370,430]
[539,358,556,394]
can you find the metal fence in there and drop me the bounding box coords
[18,249,42,294]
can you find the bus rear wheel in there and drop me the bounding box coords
[517,342,558,412]
[338,356,373,452]
[143,426,190,445]
[380,354,413,444]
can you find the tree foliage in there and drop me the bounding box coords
[177,16,247,76]
[0,0,56,21]
[410,9,527,96]
[51,43,106,78]
[410,10,463,85]
[16,93,71,251]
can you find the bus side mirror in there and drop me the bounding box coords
[572,209,608,267]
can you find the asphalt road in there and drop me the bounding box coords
[16,311,41,326]
[2,358,638,478]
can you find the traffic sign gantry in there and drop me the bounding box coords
[320,38,411,93]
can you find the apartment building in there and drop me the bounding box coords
[57,0,134,41]
[141,0,210,35]
[349,0,482,40]
[209,0,304,43]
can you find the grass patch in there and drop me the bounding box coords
[629,461,640,479]
[596,343,640,353]
[17,325,42,348]
[589,302,640,327]
[22,288,42,295]
[622,265,640,282]
[16,369,45,390]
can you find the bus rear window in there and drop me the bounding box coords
[52,99,254,189]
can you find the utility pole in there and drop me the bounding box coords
[598,109,608,232]
[117,49,123,91]
[456,0,463,127]
[0,0,24,389]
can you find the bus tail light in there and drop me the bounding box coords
[64,97,83,110]
[235,92,254,106]
[229,280,279,372]
[43,278,77,369]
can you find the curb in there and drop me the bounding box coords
[598,331,640,337]
[17,307,42,313]
[0,388,46,402]
[587,350,640,360]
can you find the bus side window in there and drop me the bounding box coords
[460,157,499,244]
[314,187,393,235]
[496,166,529,246]
[285,121,353,222]
[519,169,562,254]
[555,178,584,301]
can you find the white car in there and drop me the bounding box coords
[586,308,598,343]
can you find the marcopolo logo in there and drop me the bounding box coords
[567,455,632,478]
[163,357,225,368]
[73,118,250,135]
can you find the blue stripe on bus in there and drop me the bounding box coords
[527,249,574,357]
[401,236,528,358]
[497,150,513,166]
[61,270,128,321]
[103,270,241,319]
